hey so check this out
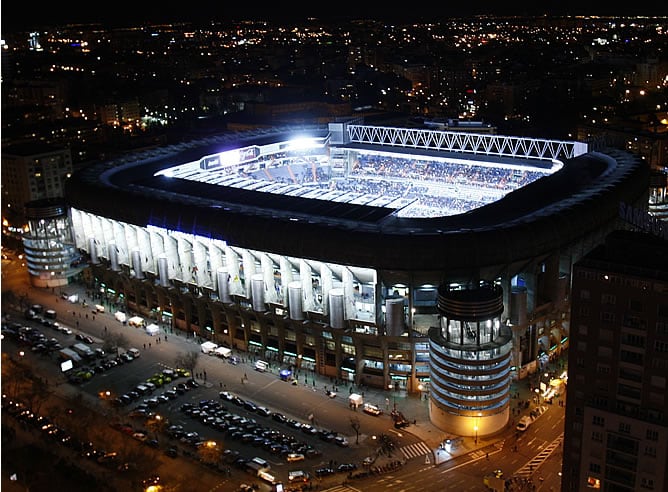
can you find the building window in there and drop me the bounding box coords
[640,478,654,490]
[654,340,668,353]
[592,430,603,442]
[644,445,657,457]
[619,422,631,434]
[621,333,645,348]
[620,350,644,365]
[589,463,601,473]
[592,415,605,427]
[580,289,590,300]
[593,396,608,407]
[628,298,643,312]
[586,476,601,489]
[601,294,616,305]
[650,375,666,389]
[656,321,668,336]
[597,346,612,358]
[646,429,659,441]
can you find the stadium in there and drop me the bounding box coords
[60,120,648,436]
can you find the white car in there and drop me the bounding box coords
[58,325,73,335]
[516,415,533,432]
[286,453,305,462]
[363,403,383,416]
[334,436,349,447]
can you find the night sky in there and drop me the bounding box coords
[3,1,668,33]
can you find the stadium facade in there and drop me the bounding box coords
[59,121,648,437]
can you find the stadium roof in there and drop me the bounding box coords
[65,126,649,276]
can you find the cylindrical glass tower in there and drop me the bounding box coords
[22,198,83,287]
[428,281,513,437]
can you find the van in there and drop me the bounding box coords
[127,348,140,358]
[44,309,57,320]
[254,360,268,372]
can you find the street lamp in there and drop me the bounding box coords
[474,412,481,444]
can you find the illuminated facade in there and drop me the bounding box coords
[22,199,83,288]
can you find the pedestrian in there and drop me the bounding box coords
[148,342,151,348]
[220,382,223,388]
[164,335,167,341]
[143,343,146,349]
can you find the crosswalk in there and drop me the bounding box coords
[399,441,432,460]
[323,485,363,492]
[515,432,563,477]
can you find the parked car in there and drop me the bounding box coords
[256,406,272,417]
[58,325,73,335]
[75,333,94,344]
[334,436,349,447]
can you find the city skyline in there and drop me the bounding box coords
[4,2,668,33]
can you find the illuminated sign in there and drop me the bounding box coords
[619,202,668,240]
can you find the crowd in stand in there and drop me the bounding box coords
[211,150,551,218]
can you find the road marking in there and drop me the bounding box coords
[321,485,363,492]
[400,441,432,459]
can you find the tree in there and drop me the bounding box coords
[350,417,361,445]
[198,440,222,465]
[102,332,130,355]
[174,350,199,378]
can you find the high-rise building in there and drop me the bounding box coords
[1,144,73,228]
[562,230,668,492]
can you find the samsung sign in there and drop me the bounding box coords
[619,202,668,240]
